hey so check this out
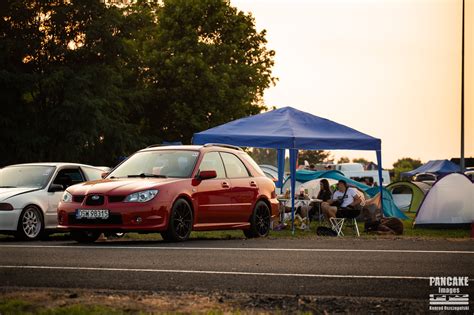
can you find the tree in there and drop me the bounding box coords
[392,157,422,181]
[0,0,276,166]
[0,0,145,166]
[139,0,276,144]
[297,150,331,166]
[246,148,277,166]
[337,156,350,164]
[352,158,370,165]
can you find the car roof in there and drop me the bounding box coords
[139,144,244,153]
[4,162,105,169]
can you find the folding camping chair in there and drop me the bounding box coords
[329,208,361,237]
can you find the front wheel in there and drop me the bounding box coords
[243,201,271,238]
[71,231,101,243]
[15,206,44,240]
[161,199,193,242]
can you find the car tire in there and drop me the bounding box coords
[243,201,271,238]
[71,231,101,243]
[15,206,44,241]
[161,199,193,242]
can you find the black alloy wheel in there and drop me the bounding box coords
[161,199,193,242]
[244,201,271,238]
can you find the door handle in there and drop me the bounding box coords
[250,181,257,187]
[221,181,230,188]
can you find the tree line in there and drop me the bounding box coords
[0,0,276,167]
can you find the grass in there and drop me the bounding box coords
[0,299,139,315]
[0,212,470,242]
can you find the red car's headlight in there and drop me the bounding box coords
[124,189,158,203]
[62,191,73,203]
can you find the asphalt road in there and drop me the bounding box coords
[0,238,473,300]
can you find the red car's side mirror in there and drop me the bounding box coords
[198,170,217,180]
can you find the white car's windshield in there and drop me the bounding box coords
[0,166,55,189]
[109,150,199,179]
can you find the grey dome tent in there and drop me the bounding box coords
[414,173,474,228]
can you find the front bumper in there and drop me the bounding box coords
[57,201,170,232]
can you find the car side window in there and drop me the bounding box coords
[81,167,104,181]
[53,168,85,189]
[199,152,226,179]
[220,152,250,178]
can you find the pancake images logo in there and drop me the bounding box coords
[429,276,470,311]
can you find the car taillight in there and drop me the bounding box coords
[0,203,13,211]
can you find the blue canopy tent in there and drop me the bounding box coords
[193,106,386,231]
[401,160,460,179]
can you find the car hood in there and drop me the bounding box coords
[0,187,39,201]
[66,178,184,195]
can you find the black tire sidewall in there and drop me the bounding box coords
[248,201,271,238]
[166,198,193,242]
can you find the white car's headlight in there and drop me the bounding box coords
[62,191,73,203]
[124,189,158,203]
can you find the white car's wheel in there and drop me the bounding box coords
[16,206,43,240]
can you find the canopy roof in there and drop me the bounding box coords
[193,107,381,151]
[401,160,460,178]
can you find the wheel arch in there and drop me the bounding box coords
[173,193,195,225]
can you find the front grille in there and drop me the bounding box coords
[68,213,122,225]
[73,195,85,203]
[85,195,105,206]
[108,195,125,203]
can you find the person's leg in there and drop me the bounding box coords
[321,202,337,221]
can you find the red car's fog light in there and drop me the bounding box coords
[133,216,143,224]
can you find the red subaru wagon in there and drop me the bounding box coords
[57,144,279,242]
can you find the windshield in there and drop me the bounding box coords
[0,166,55,189]
[109,150,199,179]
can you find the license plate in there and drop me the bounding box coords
[75,209,109,220]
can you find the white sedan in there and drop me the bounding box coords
[0,163,107,240]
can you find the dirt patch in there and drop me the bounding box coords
[0,287,429,314]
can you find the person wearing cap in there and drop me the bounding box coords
[321,179,361,221]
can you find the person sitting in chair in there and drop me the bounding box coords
[321,179,361,221]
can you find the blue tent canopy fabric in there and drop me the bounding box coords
[193,106,386,231]
[194,107,381,150]
[289,170,407,219]
[401,160,460,178]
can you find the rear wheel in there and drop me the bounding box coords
[161,199,193,242]
[15,206,43,240]
[71,231,101,243]
[243,201,271,238]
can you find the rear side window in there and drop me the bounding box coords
[199,152,226,179]
[220,152,250,178]
[82,167,104,181]
[53,168,85,188]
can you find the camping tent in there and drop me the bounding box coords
[414,173,474,228]
[401,160,460,179]
[193,106,386,230]
[386,181,431,213]
[282,170,407,219]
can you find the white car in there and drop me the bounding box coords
[0,163,107,240]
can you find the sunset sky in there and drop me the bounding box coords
[231,0,473,168]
